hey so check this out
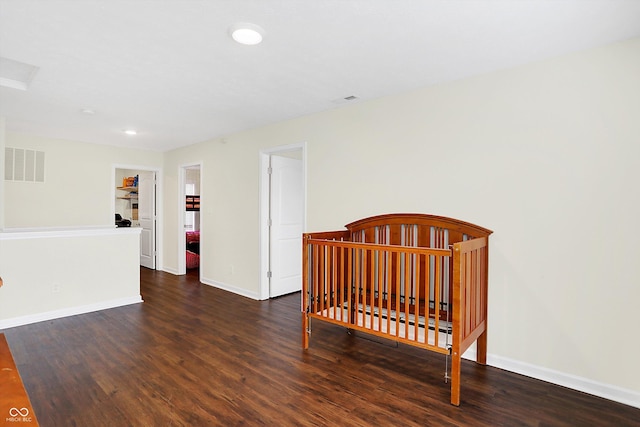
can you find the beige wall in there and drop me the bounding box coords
[0,132,161,330]
[4,133,163,228]
[0,117,5,228]
[185,167,200,191]
[0,229,142,328]
[162,38,640,397]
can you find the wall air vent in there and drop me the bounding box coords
[4,147,45,182]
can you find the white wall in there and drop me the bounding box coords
[0,133,162,329]
[185,168,200,193]
[0,228,143,328]
[162,38,640,403]
[0,117,5,228]
[4,133,162,228]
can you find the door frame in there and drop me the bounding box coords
[177,161,203,276]
[259,142,307,300]
[111,164,163,270]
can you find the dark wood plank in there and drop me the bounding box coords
[1,268,638,426]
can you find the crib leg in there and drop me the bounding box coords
[450,352,461,406]
[302,313,309,349]
[476,330,487,365]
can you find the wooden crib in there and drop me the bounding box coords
[302,213,492,406]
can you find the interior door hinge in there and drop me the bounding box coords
[267,167,272,175]
[267,271,272,278]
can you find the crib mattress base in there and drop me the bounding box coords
[314,304,452,351]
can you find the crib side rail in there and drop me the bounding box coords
[302,236,452,353]
[304,230,350,241]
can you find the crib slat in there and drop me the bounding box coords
[353,247,358,323]
[467,251,473,336]
[320,245,326,315]
[369,249,373,327]
[395,251,401,339]
[389,224,401,246]
[404,250,410,340]
[414,253,421,342]
[433,253,440,348]
[312,244,319,315]
[386,249,392,337]
[330,245,336,321]
[345,249,354,323]
[339,246,345,322]
[362,248,370,329]
[476,249,482,330]
[376,250,383,332]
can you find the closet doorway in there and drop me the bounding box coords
[179,163,201,276]
[113,165,162,270]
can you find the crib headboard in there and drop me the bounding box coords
[345,213,492,248]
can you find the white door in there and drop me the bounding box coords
[138,171,156,269]
[269,155,303,297]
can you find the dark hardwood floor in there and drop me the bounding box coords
[3,268,639,426]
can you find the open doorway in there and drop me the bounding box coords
[113,165,162,270]
[259,143,306,300]
[178,163,202,276]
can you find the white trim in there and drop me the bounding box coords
[0,226,141,240]
[200,277,260,300]
[462,345,639,409]
[0,296,143,330]
[457,343,640,408]
[258,142,307,300]
[258,153,271,300]
[177,166,187,275]
[162,266,180,275]
[486,353,640,409]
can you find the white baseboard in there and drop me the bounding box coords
[460,345,640,408]
[0,296,143,330]
[461,350,640,409]
[200,277,260,300]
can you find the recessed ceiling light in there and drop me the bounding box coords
[229,23,264,45]
[81,108,96,115]
[124,129,137,136]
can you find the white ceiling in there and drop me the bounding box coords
[1,0,640,152]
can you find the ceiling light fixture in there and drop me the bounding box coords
[124,129,137,136]
[229,23,264,45]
